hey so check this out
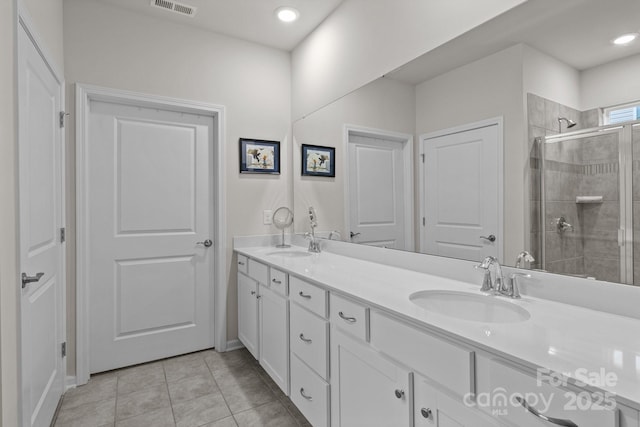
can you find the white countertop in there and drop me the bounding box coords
[235,245,640,409]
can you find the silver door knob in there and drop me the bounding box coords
[22,272,44,289]
[394,389,405,399]
[480,234,496,242]
[196,239,213,247]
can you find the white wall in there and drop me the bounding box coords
[523,45,581,110]
[291,0,526,120]
[22,0,64,72]
[416,44,526,264]
[293,77,415,237]
[581,53,640,110]
[63,0,291,373]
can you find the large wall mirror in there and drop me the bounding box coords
[292,0,640,287]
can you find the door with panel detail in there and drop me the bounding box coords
[18,24,65,427]
[87,99,214,373]
[422,124,500,261]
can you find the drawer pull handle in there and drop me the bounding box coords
[394,389,405,399]
[298,291,312,299]
[515,396,578,427]
[338,311,357,323]
[272,278,282,284]
[299,333,312,344]
[238,261,245,266]
[420,408,432,419]
[250,291,256,295]
[300,388,313,401]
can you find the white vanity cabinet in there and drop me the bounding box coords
[237,258,289,394]
[237,272,259,359]
[330,328,412,427]
[414,374,500,427]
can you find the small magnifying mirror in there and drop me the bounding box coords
[273,206,294,248]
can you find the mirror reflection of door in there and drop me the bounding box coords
[421,120,502,262]
[346,127,414,250]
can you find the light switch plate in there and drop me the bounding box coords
[263,209,273,225]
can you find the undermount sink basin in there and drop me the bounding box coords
[409,290,530,323]
[265,250,312,258]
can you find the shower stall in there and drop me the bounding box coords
[533,120,640,285]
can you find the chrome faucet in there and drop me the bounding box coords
[476,256,503,293]
[306,207,321,253]
[515,251,535,268]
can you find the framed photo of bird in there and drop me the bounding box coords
[239,138,280,174]
[301,144,335,177]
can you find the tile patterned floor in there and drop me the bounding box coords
[53,348,311,427]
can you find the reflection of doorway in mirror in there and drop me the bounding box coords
[420,118,503,262]
[345,126,414,250]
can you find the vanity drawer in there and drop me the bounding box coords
[290,276,327,318]
[290,354,329,427]
[237,254,248,275]
[248,258,268,285]
[330,293,369,341]
[487,360,617,427]
[290,303,329,380]
[269,267,288,296]
[369,310,475,397]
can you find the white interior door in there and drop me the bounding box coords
[18,24,65,427]
[87,98,214,373]
[348,133,407,249]
[422,123,501,261]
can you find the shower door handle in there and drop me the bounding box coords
[480,234,496,242]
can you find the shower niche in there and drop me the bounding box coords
[529,94,640,285]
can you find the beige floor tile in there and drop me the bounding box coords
[219,374,277,414]
[168,372,220,404]
[279,397,310,425]
[204,349,255,374]
[201,416,238,427]
[117,362,166,396]
[172,392,231,427]
[164,356,211,383]
[61,376,117,410]
[115,406,175,427]
[116,383,170,421]
[54,397,115,427]
[233,401,298,427]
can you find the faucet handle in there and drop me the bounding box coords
[508,273,530,298]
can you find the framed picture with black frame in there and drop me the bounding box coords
[301,144,335,177]
[239,138,280,174]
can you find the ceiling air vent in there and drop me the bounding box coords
[150,0,197,17]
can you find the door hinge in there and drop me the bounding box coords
[423,217,426,226]
[61,342,66,357]
[421,153,425,163]
[60,227,66,243]
[59,111,69,128]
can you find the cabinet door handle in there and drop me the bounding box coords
[299,333,312,344]
[298,291,311,299]
[394,389,405,399]
[272,278,282,284]
[300,388,313,401]
[515,397,577,427]
[420,408,432,419]
[250,291,256,295]
[338,311,357,323]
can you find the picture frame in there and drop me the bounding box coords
[239,138,280,174]
[301,144,336,177]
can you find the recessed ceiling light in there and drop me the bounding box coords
[275,6,299,23]
[613,33,638,45]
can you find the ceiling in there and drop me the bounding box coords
[96,0,344,51]
[389,0,640,84]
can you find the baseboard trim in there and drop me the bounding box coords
[225,339,244,352]
[65,375,77,391]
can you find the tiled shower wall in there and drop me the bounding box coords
[528,93,620,282]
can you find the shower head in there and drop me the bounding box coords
[558,117,577,132]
